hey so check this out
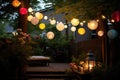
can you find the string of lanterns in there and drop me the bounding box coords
[11,0,119,40]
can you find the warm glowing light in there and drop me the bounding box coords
[46,31,55,39]
[97,30,104,37]
[39,23,46,30]
[78,28,86,35]
[31,17,39,25]
[87,20,98,30]
[56,22,65,31]
[71,18,80,26]
[71,26,76,32]
[44,16,48,20]
[28,7,33,12]
[27,15,33,21]
[49,19,56,25]
[12,0,21,7]
[35,12,43,20]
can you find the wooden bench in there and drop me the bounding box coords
[28,56,51,66]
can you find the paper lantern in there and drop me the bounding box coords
[46,31,55,39]
[27,15,33,21]
[97,30,104,37]
[87,20,98,30]
[31,17,39,25]
[71,18,79,26]
[28,7,33,12]
[111,10,120,22]
[107,29,118,39]
[44,16,48,20]
[20,7,28,15]
[56,22,65,31]
[35,12,43,20]
[39,23,46,30]
[12,0,21,7]
[71,26,76,32]
[78,28,86,35]
[50,19,56,25]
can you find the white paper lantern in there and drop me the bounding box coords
[87,20,98,30]
[50,19,56,25]
[27,15,33,21]
[107,29,118,39]
[28,7,33,12]
[44,16,48,20]
[97,30,104,37]
[71,18,80,26]
[31,17,39,25]
[46,31,55,39]
[56,22,65,31]
[35,12,43,20]
[71,26,76,32]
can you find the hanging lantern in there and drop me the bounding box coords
[28,7,33,12]
[46,31,55,39]
[64,25,68,28]
[107,29,118,39]
[27,15,33,21]
[111,10,120,22]
[39,23,46,30]
[35,12,43,20]
[20,7,28,15]
[44,16,48,20]
[84,51,96,72]
[50,19,56,25]
[71,18,80,26]
[87,20,98,30]
[97,30,104,37]
[12,0,21,7]
[71,26,76,32]
[78,28,86,35]
[31,17,39,25]
[56,22,65,31]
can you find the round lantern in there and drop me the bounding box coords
[97,30,104,37]
[20,7,28,15]
[78,28,86,35]
[46,31,55,40]
[44,16,48,20]
[31,17,39,25]
[87,20,98,30]
[27,15,33,21]
[71,26,76,32]
[35,12,43,20]
[50,19,56,25]
[39,23,46,30]
[12,0,21,7]
[56,22,65,31]
[111,10,120,22]
[71,18,80,26]
[107,29,118,39]
[28,7,33,12]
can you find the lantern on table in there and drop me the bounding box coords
[84,51,96,72]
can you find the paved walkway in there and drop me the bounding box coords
[27,63,71,72]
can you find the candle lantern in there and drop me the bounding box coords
[84,51,96,72]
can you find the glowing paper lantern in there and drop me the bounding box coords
[27,15,33,21]
[64,25,68,28]
[56,22,65,31]
[28,7,33,12]
[46,31,55,39]
[71,26,76,32]
[44,16,48,20]
[35,12,43,20]
[71,18,79,26]
[20,7,28,15]
[87,20,98,30]
[31,17,39,25]
[107,29,118,39]
[111,10,120,22]
[97,30,104,37]
[50,19,56,25]
[78,28,86,35]
[12,0,21,7]
[39,23,46,30]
